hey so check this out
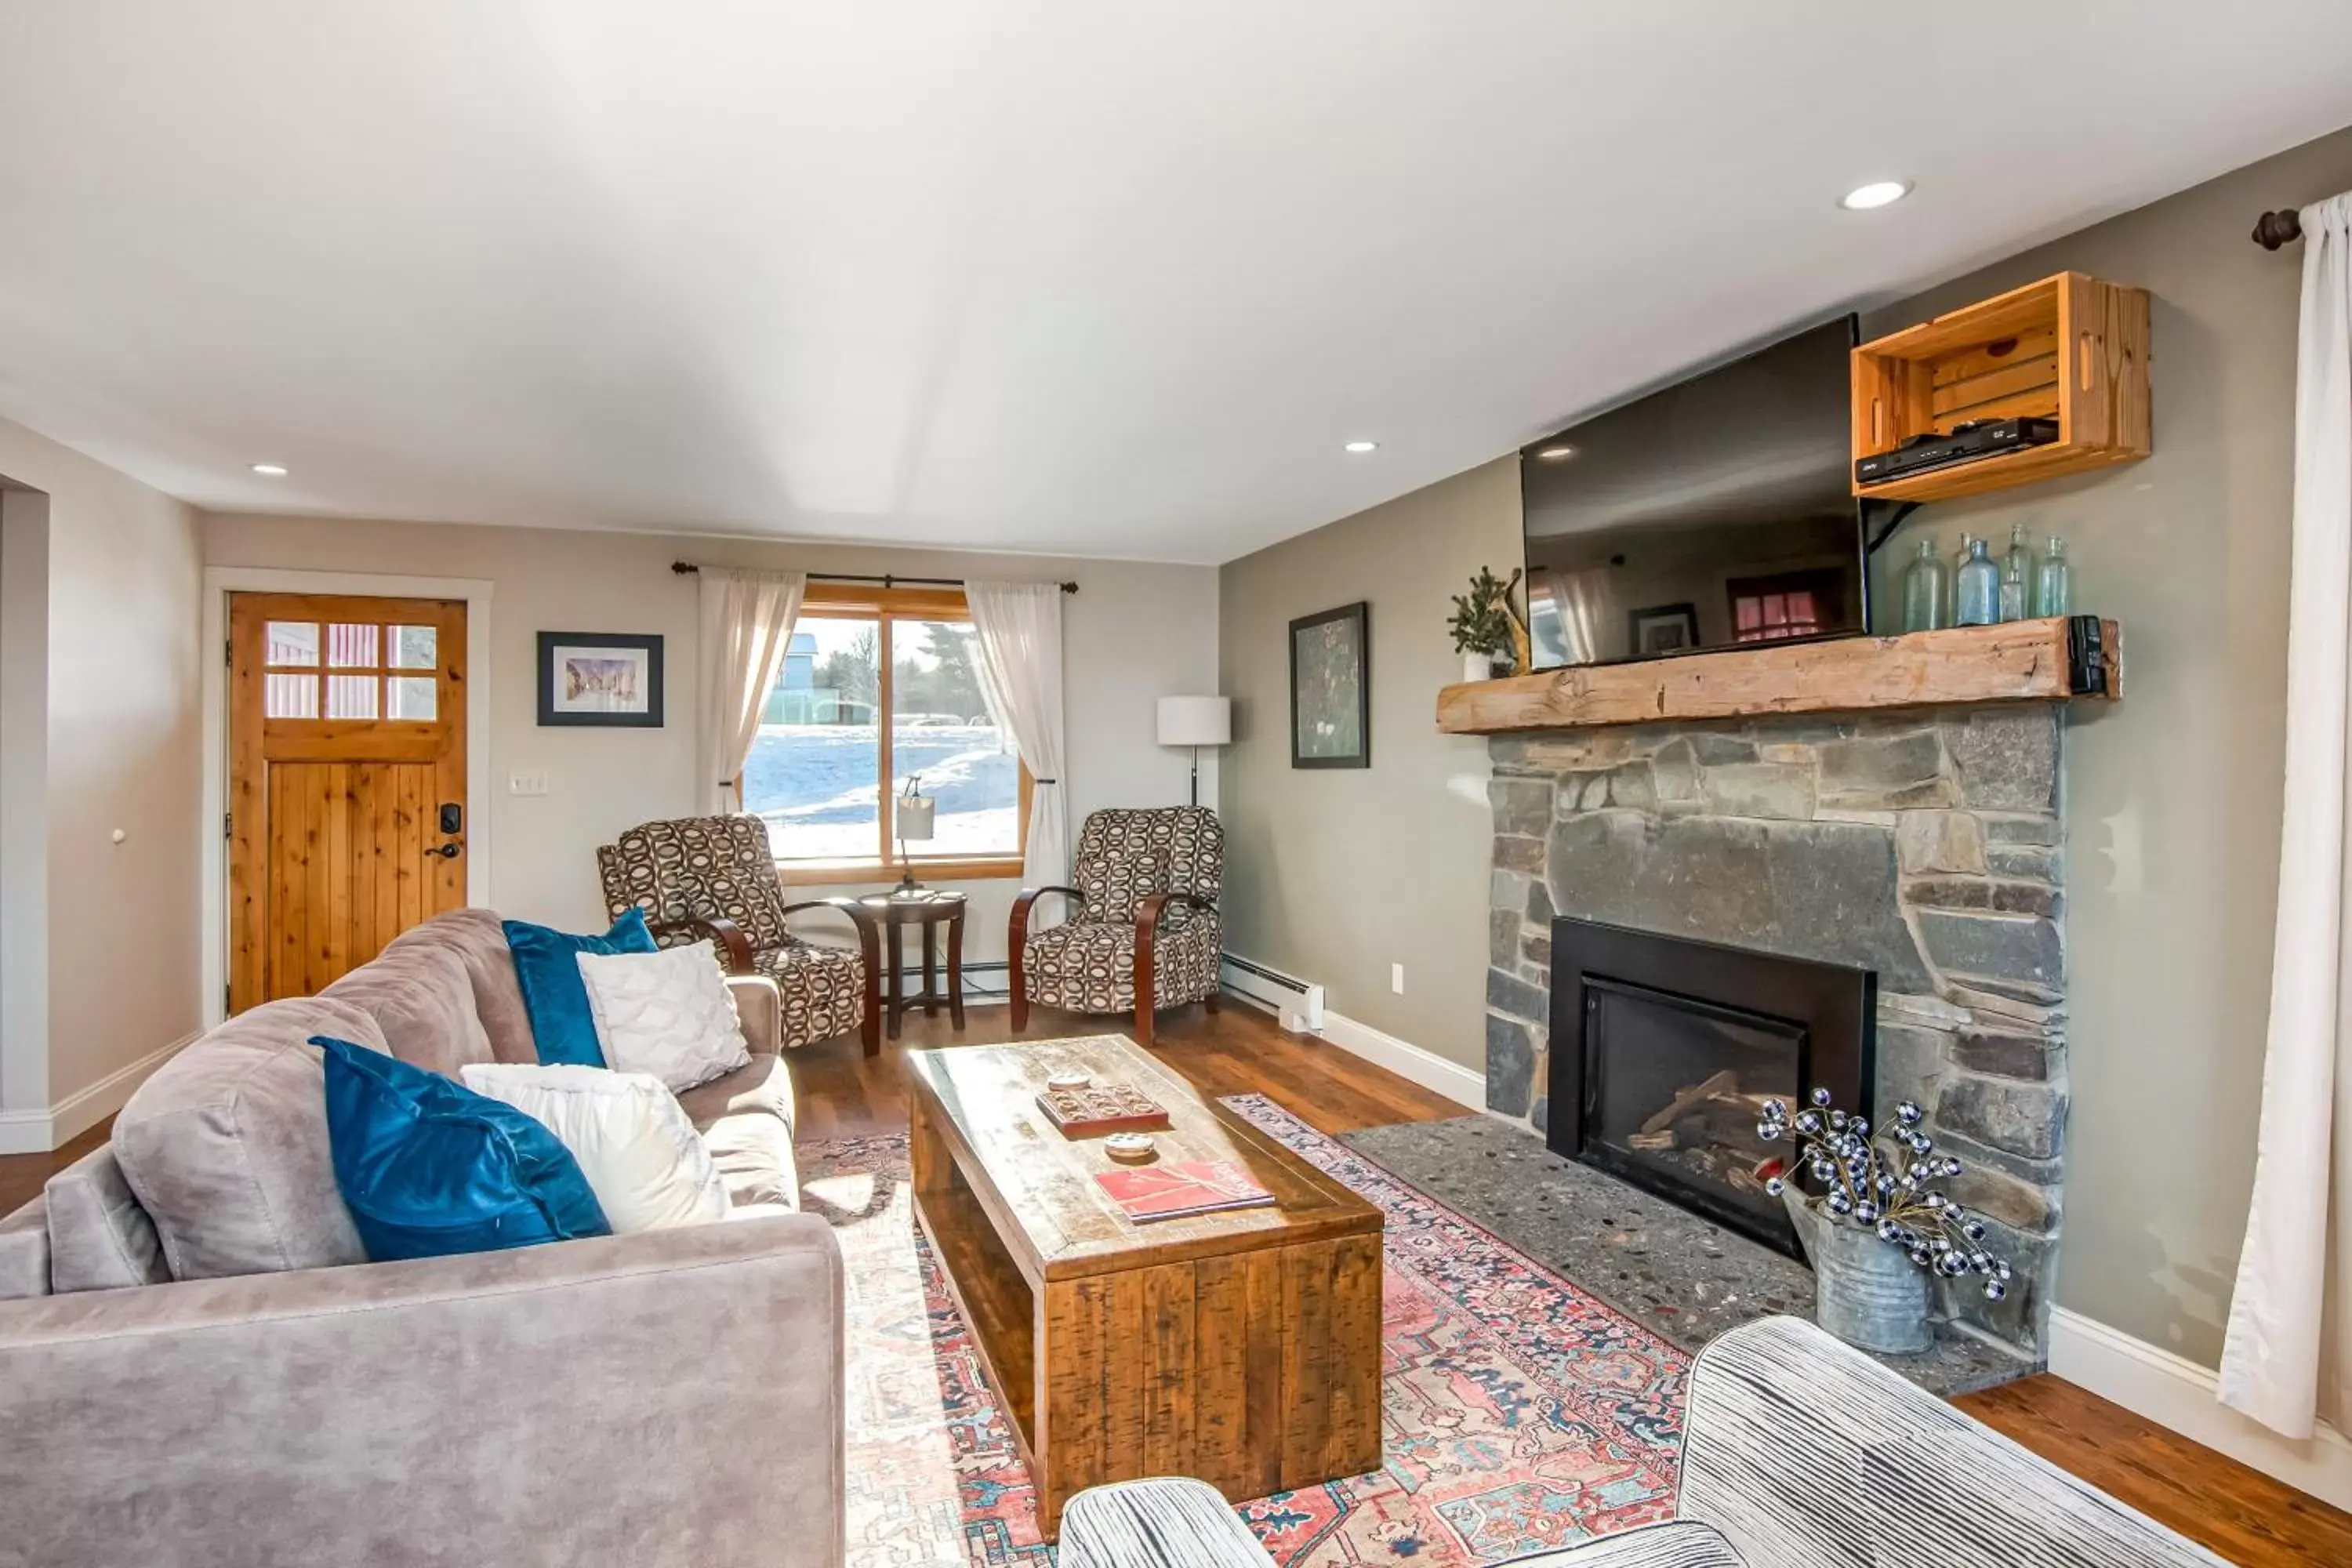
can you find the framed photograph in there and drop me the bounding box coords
[537,632,663,728]
[1628,602,1700,658]
[1290,601,1370,769]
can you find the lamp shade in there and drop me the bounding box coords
[1156,695,1231,748]
[895,792,936,841]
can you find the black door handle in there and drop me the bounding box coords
[426,842,463,860]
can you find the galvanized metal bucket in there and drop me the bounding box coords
[1782,1188,1933,1355]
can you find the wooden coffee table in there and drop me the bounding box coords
[903,1035,1384,1537]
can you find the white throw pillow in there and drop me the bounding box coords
[575,941,753,1092]
[458,1062,730,1234]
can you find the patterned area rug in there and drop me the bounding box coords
[799,1094,1689,1568]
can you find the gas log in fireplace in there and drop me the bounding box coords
[1546,917,1875,1258]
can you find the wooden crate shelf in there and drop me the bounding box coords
[1851,271,2150,503]
[1436,617,2119,735]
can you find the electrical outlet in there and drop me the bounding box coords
[508,769,550,797]
[1391,963,1405,995]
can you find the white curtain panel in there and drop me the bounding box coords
[2221,191,2352,1439]
[965,580,1069,906]
[696,568,805,815]
[1546,565,1607,665]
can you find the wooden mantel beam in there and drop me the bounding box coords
[1436,617,2120,736]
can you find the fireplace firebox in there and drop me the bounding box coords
[1547,917,1875,1258]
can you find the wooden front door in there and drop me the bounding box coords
[227,593,469,1012]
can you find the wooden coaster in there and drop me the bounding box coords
[1104,1132,1159,1163]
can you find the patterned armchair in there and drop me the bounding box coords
[1010,807,1223,1047]
[596,815,882,1055]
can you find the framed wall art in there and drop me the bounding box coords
[1289,601,1370,768]
[537,631,663,728]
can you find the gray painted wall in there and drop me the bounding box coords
[1218,458,1519,1070]
[1218,122,2352,1366]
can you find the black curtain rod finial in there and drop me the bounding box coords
[2253,209,2304,250]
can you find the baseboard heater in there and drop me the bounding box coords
[1219,953,1325,1033]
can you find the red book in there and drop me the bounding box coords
[1094,1160,1276,1223]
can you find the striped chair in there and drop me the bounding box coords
[1058,1316,2229,1568]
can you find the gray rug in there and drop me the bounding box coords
[1343,1113,2038,1397]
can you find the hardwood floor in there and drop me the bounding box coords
[9,995,2348,1564]
[824,996,2352,1567]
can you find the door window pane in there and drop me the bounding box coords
[389,626,437,669]
[743,616,880,860]
[266,622,319,666]
[328,624,380,668]
[892,620,1016,856]
[387,677,437,720]
[326,675,379,719]
[265,673,319,718]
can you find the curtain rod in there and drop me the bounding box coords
[670,561,1076,593]
[2253,209,2304,250]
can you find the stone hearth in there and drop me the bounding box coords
[1483,706,2067,1351]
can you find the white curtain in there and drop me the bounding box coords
[966,581,1069,902]
[2221,191,2352,1439]
[1546,565,1609,665]
[696,568,805,815]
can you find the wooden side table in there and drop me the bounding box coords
[855,890,967,1040]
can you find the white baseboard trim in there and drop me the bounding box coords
[1316,1007,1488,1111]
[2047,1306,2352,1511]
[0,1032,198,1155]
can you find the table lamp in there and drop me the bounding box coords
[894,778,935,895]
[1156,695,1231,808]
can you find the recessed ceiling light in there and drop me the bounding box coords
[1840,180,1911,212]
[1537,445,1577,462]
[249,463,289,477]
[1344,440,1378,454]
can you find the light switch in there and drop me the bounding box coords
[508,770,550,797]
[1391,963,1405,995]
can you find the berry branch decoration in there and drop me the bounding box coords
[1756,1088,2014,1302]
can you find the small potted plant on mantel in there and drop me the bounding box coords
[1447,566,1526,684]
[1756,1089,2013,1356]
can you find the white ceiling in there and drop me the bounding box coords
[1,3,2347,564]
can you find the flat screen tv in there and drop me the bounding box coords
[1521,315,1864,670]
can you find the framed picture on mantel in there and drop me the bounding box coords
[1290,601,1370,769]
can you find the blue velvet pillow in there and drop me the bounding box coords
[314,1036,609,1261]
[503,908,658,1067]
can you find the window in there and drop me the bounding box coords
[263,619,439,720]
[741,586,1027,877]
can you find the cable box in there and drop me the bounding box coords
[1856,417,2061,485]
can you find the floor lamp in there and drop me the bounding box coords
[1156,696,1231,808]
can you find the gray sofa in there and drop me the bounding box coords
[1060,1316,2233,1568]
[0,909,844,1568]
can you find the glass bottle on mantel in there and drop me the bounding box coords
[2034,534,2073,617]
[1955,536,2001,626]
[1999,524,2032,622]
[1901,537,1949,633]
[1951,532,1978,625]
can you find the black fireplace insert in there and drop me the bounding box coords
[1546,917,1875,1258]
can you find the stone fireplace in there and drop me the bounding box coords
[1484,706,2067,1351]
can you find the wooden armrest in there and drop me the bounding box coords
[648,916,755,975]
[1010,884,1087,950]
[777,897,883,1055]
